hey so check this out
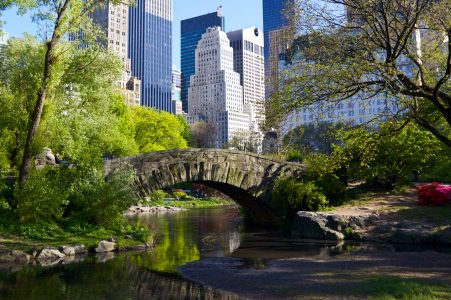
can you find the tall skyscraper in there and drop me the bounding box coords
[180,7,225,113]
[80,1,141,106]
[187,27,250,148]
[263,0,292,97]
[227,27,265,150]
[129,0,173,112]
[262,0,290,67]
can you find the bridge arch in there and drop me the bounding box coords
[105,149,305,227]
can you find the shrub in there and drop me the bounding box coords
[272,177,328,229]
[149,190,167,201]
[418,183,451,206]
[314,173,347,205]
[285,149,303,162]
[304,153,347,205]
[66,168,137,228]
[173,191,187,200]
[14,167,71,223]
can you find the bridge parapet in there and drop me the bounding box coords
[105,148,305,226]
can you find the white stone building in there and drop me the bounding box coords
[227,27,266,151]
[188,27,250,148]
[279,44,401,137]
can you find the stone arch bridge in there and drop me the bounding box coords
[104,149,305,227]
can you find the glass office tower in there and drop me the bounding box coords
[262,0,290,71]
[180,7,225,113]
[129,0,173,112]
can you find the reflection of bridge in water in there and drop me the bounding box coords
[105,149,305,226]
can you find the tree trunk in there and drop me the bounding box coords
[18,44,53,185]
[17,0,69,186]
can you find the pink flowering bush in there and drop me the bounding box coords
[417,182,451,206]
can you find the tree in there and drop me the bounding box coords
[0,35,134,171]
[189,121,217,148]
[282,122,345,155]
[128,106,188,152]
[1,0,124,185]
[278,0,451,147]
[0,35,44,170]
[226,130,258,152]
[332,120,445,188]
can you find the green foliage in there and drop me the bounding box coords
[285,149,303,162]
[279,0,451,146]
[159,198,234,209]
[177,115,192,146]
[11,165,136,230]
[66,168,137,228]
[333,121,444,189]
[304,153,347,205]
[14,167,70,223]
[128,106,188,152]
[420,147,451,183]
[125,222,152,243]
[148,190,168,202]
[0,36,45,170]
[282,122,345,155]
[173,191,187,200]
[272,177,327,229]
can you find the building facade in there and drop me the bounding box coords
[262,0,291,77]
[278,47,400,137]
[129,0,173,112]
[90,0,141,106]
[227,27,266,150]
[172,66,183,115]
[180,7,225,113]
[187,27,250,148]
[0,31,8,45]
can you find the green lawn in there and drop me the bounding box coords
[360,276,451,300]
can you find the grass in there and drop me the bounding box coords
[358,275,451,300]
[0,206,149,252]
[0,227,145,252]
[145,198,235,209]
[397,205,451,225]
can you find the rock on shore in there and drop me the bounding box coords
[125,205,186,215]
[291,211,377,240]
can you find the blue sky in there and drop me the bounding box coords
[2,0,263,68]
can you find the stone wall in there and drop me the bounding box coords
[105,148,305,226]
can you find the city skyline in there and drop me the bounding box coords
[1,0,263,69]
[180,8,225,113]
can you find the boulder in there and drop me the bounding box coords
[73,244,87,254]
[95,241,116,253]
[38,248,65,260]
[324,214,349,232]
[61,246,76,256]
[390,228,432,244]
[291,211,344,240]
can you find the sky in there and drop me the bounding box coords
[1,0,263,68]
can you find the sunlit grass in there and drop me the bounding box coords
[359,276,451,300]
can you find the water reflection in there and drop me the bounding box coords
[129,207,242,273]
[4,206,438,300]
[0,256,242,300]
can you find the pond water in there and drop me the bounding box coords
[0,207,449,299]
